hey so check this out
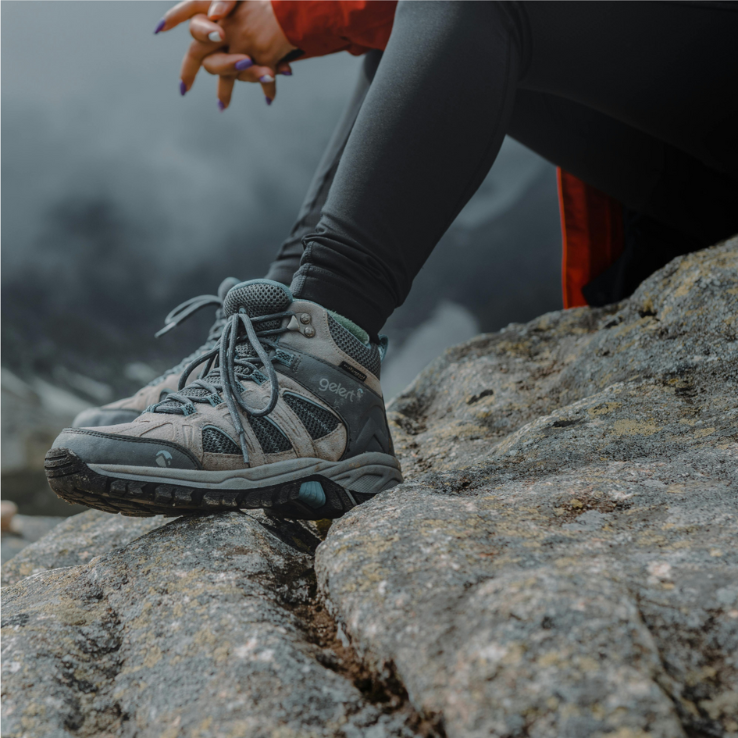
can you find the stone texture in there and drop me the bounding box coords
[1,513,65,567]
[1,510,165,586]
[318,239,738,738]
[3,238,738,737]
[1,512,417,738]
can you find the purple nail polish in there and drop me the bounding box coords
[179,80,187,96]
[259,75,275,84]
[265,96,273,106]
[154,18,166,34]
[218,100,226,111]
[279,70,293,76]
[235,59,253,71]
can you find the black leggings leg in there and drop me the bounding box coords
[507,89,738,303]
[289,1,738,338]
[264,52,382,286]
[290,1,521,336]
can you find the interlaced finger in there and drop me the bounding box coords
[155,1,211,33]
[180,35,224,92]
[213,61,278,109]
[202,52,255,77]
[259,74,276,105]
[217,76,236,110]
[189,14,227,44]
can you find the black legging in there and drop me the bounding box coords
[267,1,738,338]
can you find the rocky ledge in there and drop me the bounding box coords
[3,239,737,738]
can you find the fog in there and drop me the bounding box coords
[2,1,562,404]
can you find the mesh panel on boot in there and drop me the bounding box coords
[223,282,292,332]
[202,427,241,455]
[248,416,292,454]
[327,316,381,377]
[283,393,340,440]
[235,343,258,361]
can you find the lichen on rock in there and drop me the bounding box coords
[3,238,738,737]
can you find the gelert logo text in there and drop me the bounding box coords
[319,378,363,402]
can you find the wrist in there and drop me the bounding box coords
[267,0,298,59]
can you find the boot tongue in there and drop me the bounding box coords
[218,277,241,302]
[223,280,294,366]
[223,279,293,319]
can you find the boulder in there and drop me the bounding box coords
[3,239,737,737]
[1,512,419,737]
[320,239,738,738]
[1,511,164,586]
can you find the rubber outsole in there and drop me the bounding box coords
[45,447,378,520]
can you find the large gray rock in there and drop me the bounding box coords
[318,239,738,738]
[3,239,737,737]
[1,512,418,738]
[1,510,165,585]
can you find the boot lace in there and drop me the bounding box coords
[155,293,225,338]
[145,293,227,388]
[148,308,293,463]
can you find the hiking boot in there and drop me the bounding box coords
[46,279,402,520]
[72,277,240,428]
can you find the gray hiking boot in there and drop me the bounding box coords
[46,279,402,520]
[72,277,240,428]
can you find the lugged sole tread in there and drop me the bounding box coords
[44,448,376,520]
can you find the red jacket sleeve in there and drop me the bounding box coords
[558,169,624,309]
[272,1,397,59]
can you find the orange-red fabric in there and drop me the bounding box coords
[558,169,624,308]
[272,1,397,59]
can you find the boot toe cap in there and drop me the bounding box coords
[52,428,201,470]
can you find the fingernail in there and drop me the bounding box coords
[208,1,227,18]
[154,18,166,34]
[208,30,223,43]
[279,70,292,76]
[259,75,275,84]
[218,100,226,111]
[179,80,187,96]
[235,58,253,71]
[265,96,273,106]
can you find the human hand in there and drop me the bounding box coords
[198,0,297,108]
[155,1,297,109]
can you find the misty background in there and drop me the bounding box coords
[1,1,562,516]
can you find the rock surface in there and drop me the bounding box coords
[1,511,163,582]
[3,239,738,737]
[2,512,421,738]
[1,513,65,566]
